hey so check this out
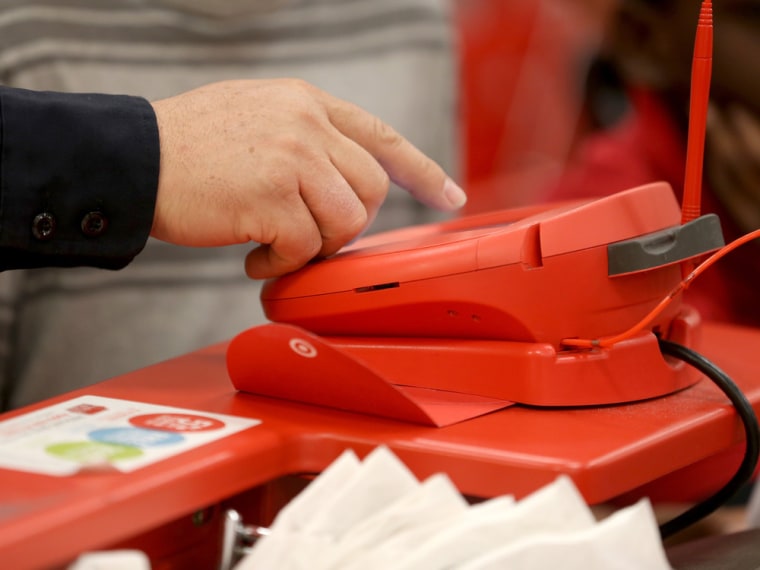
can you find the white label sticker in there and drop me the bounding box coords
[0,395,260,476]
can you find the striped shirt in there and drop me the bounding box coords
[0,0,458,409]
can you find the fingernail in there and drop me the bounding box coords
[443,178,467,209]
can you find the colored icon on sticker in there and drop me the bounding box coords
[45,441,143,463]
[67,403,107,415]
[129,413,225,432]
[89,427,185,447]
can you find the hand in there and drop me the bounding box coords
[150,79,466,278]
[706,102,760,234]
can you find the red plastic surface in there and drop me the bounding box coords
[228,307,701,411]
[262,183,693,348]
[227,322,514,427]
[250,183,713,411]
[1,322,759,568]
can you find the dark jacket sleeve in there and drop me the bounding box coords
[0,86,160,270]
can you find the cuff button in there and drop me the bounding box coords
[32,212,56,240]
[81,211,108,237]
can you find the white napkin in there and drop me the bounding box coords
[458,499,671,570]
[324,472,469,568]
[340,494,517,570]
[236,446,420,570]
[268,448,361,534]
[237,447,673,570]
[392,475,596,570]
[299,446,420,539]
[68,550,151,570]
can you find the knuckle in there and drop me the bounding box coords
[333,197,367,237]
[319,199,367,249]
[371,116,403,148]
[344,209,369,238]
[292,219,323,256]
[304,233,323,259]
[292,102,325,129]
[275,132,313,159]
[413,152,437,177]
[279,234,321,274]
[285,78,322,108]
[285,77,313,94]
[266,169,297,198]
[374,168,391,198]
[361,166,391,214]
[372,166,391,193]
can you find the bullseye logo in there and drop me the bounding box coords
[289,337,318,358]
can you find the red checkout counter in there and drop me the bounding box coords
[1,320,759,569]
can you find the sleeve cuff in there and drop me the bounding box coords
[0,86,160,270]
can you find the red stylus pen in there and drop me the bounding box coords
[681,0,713,225]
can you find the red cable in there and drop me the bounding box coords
[562,229,760,349]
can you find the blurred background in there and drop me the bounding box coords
[453,0,616,212]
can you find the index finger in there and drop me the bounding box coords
[318,91,467,211]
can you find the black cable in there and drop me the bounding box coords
[657,338,760,539]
